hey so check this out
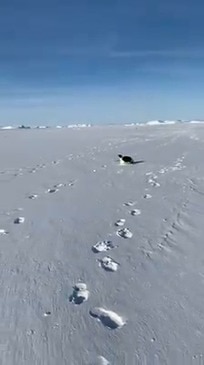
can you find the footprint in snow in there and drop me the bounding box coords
[159,168,167,174]
[43,311,51,317]
[28,194,38,199]
[148,178,160,187]
[69,283,89,305]
[89,307,126,329]
[99,256,119,272]
[123,201,136,207]
[117,228,133,239]
[131,209,141,216]
[14,217,25,224]
[0,229,9,235]
[115,218,125,227]
[46,188,59,194]
[92,241,115,253]
[53,183,65,188]
[68,181,76,187]
[27,329,35,336]
[144,194,152,199]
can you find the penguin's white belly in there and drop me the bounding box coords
[119,158,132,165]
[119,159,126,165]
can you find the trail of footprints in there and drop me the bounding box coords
[0,142,115,183]
[0,161,156,364]
[0,153,77,180]
[27,179,77,201]
[0,146,111,238]
[68,156,187,351]
[0,151,80,185]
[70,193,145,341]
[0,154,187,362]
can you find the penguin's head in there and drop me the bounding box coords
[118,154,123,159]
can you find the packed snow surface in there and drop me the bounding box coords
[0,123,204,364]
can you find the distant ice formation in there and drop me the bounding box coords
[0,120,204,131]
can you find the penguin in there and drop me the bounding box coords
[118,154,135,165]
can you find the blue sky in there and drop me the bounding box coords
[0,0,204,124]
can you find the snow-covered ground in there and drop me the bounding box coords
[0,123,204,364]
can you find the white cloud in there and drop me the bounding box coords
[109,48,204,59]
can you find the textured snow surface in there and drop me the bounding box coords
[0,124,204,364]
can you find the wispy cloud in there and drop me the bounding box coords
[110,49,204,59]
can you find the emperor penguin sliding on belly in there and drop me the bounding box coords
[118,154,135,165]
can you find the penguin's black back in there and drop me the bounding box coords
[118,154,134,163]
[123,155,134,163]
